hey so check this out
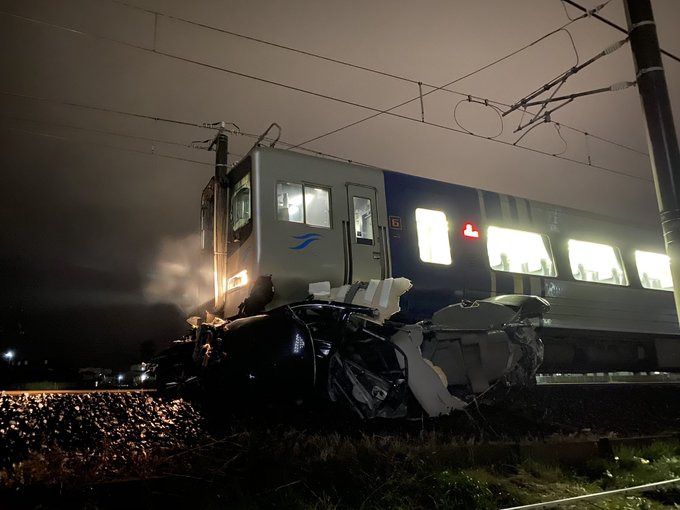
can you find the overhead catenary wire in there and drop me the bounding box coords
[512,80,636,133]
[109,0,646,158]
[0,90,378,169]
[0,88,650,184]
[9,3,645,162]
[0,11,652,182]
[0,124,216,167]
[513,120,569,157]
[0,114,212,151]
[0,90,223,133]
[504,37,629,117]
[563,124,645,155]
[561,0,680,65]
[453,98,504,139]
[289,23,587,149]
[505,35,632,135]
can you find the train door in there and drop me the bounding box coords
[346,184,384,282]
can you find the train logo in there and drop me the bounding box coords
[289,233,323,250]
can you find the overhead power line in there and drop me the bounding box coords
[290,25,585,149]
[0,11,652,182]
[0,88,651,184]
[0,90,371,167]
[0,124,214,167]
[111,0,420,87]
[0,114,211,151]
[106,0,646,157]
[561,0,680,64]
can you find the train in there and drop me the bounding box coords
[198,142,680,374]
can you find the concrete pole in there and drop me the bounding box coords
[213,126,229,314]
[624,0,680,325]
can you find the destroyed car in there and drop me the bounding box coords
[150,278,549,419]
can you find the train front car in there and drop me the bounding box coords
[167,146,680,418]
[164,148,549,417]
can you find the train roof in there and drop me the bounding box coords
[238,146,662,240]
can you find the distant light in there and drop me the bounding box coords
[117,374,123,382]
[463,223,480,238]
[140,373,148,382]
[3,350,14,361]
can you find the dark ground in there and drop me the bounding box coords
[1,383,679,509]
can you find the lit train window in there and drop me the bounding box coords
[305,186,331,228]
[231,173,251,231]
[568,240,627,285]
[635,250,673,291]
[277,182,330,228]
[487,226,556,276]
[353,197,374,244]
[415,208,452,265]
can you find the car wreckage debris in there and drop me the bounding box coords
[150,278,549,420]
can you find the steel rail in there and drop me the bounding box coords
[500,477,680,510]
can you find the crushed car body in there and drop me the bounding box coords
[151,278,549,419]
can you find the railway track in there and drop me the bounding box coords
[0,388,155,396]
[536,372,680,385]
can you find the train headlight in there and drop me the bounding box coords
[227,270,249,291]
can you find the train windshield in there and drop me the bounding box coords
[231,173,251,231]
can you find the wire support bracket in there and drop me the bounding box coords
[503,37,628,119]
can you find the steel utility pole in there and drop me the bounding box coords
[624,0,680,326]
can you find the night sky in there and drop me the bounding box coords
[1,0,679,370]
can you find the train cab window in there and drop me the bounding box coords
[277,182,304,223]
[487,226,556,276]
[568,240,628,285]
[415,208,452,265]
[353,197,374,244]
[635,250,673,291]
[231,173,251,231]
[305,186,331,228]
[277,182,331,228]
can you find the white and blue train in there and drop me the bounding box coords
[200,145,680,373]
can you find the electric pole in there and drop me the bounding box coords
[213,124,229,313]
[624,0,680,326]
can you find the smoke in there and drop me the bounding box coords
[143,233,214,314]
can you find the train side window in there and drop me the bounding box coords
[568,240,628,285]
[277,182,331,228]
[277,182,304,223]
[487,226,556,276]
[635,250,673,291]
[415,208,452,265]
[353,197,374,244]
[231,173,251,231]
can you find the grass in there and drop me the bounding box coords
[2,425,680,509]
